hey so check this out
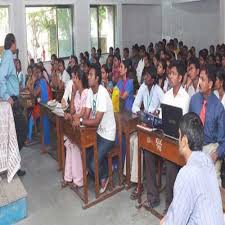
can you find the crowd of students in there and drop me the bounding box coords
[2,34,225,224]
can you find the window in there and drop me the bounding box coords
[26,6,73,62]
[90,5,115,54]
[0,6,9,58]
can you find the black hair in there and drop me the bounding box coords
[70,55,78,64]
[139,45,146,52]
[121,59,130,72]
[188,57,200,69]
[200,64,217,88]
[51,54,57,60]
[89,64,102,84]
[84,51,89,59]
[123,48,129,54]
[179,112,203,151]
[72,66,88,89]
[156,60,167,89]
[4,33,16,50]
[114,53,121,62]
[169,60,186,77]
[143,65,157,83]
[101,64,109,74]
[58,58,65,68]
[216,68,225,91]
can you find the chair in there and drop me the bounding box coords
[107,113,123,191]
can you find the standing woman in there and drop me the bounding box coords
[62,68,89,188]
[0,33,26,176]
[26,64,52,151]
[117,60,134,112]
[214,69,225,108]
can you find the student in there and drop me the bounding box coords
[131,45,140,70]
[112,54,121,85]
[15,59,26,90]
[73,64,116,193]
[123,47,130,60]
[62,68,89,188]
[126,66,164,200]
[67,55,78,76]
[185,57,200,97]
[136,45,146,85]
[26,65,34,93]
[144,60,190,213]
[117,60,134,112]
[157,59,170,93]
[160,113,224,225]
[26,65,52,148]
[90,47,96,64]
[101,64,113,93]
[214,69,225,108]
[189,65,225,185]
[58,59,70,88]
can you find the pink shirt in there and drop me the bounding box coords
[74,89,88,114]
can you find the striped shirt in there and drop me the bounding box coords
[165,151,224,225]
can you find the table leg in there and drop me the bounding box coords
[82,147,88,205]
[93,143,100,198]
[137,135,142,206]
[40,106,44,146]
[56,117,62,170]
[125,132,131,189]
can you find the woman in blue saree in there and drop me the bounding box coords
[26,64,52,152]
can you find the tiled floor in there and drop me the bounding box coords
[15,145,165,225]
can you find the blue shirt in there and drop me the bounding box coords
[189,92,225,159]
[0,50,19,100]
[165,151,224,225]
[117,79,134,112]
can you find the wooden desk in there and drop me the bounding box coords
[119,112,139,189]
[60,119,101,208]
[137,125,185,219]
[40,103,63,170]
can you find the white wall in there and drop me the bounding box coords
[162,0,220,51]
[122,4,162,48]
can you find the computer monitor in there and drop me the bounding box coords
[161,104,183,140]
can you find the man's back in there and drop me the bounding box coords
[165,151,224,225]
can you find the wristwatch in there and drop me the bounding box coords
[80,117,83,126]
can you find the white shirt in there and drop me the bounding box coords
[214,90,225,109]
[132,83,164,114]
[62,79,73,104]
[186,81,200,98]
[162,86,190,115]
[136,59,145,84]
[60,70,70,87]
[86,85,116,141]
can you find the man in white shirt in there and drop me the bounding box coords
[58,59,70,88]
[136,45,146,85]
[126,66,164,200]
[143,60,190,214]
[74,64,116,193]
[184,57,200,97]
[61,79,73,108]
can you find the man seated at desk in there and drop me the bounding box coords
[160,113,224,225]
[73,64,116,193]
[189,64,225,185]
[143,60,190,213]
[125,65,164,200]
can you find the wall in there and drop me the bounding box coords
[162,0,220,51]
[122,4,162,48]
